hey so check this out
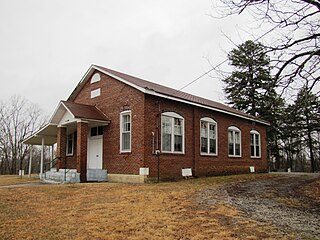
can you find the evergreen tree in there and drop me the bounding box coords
[292,88,320,172]
[223,40,273,117]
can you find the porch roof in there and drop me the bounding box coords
[61,101,110,122]
[23,101,110,146]
[23,123,58,146]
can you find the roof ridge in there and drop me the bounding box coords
[72,65,269,125]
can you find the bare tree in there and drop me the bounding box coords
[215,0,319,94]
[0,96,45,175]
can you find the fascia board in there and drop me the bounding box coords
[68,65,96,100]
[144,90,270,126]
[49,101,75,125]
[60,101,76,119]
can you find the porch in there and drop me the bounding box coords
[23,101,110,183]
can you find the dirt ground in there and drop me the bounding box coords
[196,173,320,240]
[0,173,319,239]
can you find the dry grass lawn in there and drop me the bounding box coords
[0,175,40,186]
[0,174,311,240]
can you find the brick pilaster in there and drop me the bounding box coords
[77,121,88,182]
[57,127,66,170]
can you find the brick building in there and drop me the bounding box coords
[24,64,269,183]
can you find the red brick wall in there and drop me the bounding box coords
[56,127,66,170]
[71,70,268,180]
[77,122,88,182]
[143,95,268,180]
[73,70,145,175]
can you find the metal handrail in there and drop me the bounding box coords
[43,157,59,178]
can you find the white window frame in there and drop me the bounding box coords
[120,110,131,153]
[161,112,185,154]
[200,117,218,156]
[66,133,74,156]
[250,130,261,158]
[90,88,101,98]
[228,126,241,157]
[90,73,101,84]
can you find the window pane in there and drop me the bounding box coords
[91,127,97,136]
[235,131,240,144]
[98,126,103,135]
[255,134,259,145]
[228,143,234,155]
[122,132,130,150]
[122,115,130,132]
[228,131,233,144]
[162,116,172,134]
[251,145,255,157]
[209,124,215,139]
[201,137,207,153]
[235,143,240,156]
[174,135,182,152]
[250,134,254,145]
[200,121,207,137]
[162,134,171,151]
[256,146,260,157]
[174,118,182,135]
[209,139,216,154]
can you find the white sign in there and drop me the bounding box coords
[139,168,149,176]
[249,166,255,173]
[182,168,192,177]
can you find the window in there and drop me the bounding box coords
[120,111,131,152]
[250,130,261,158]
[200,118,217,155]
[90,88,101,98]
[161,112,184,153]
[228,126,241,157]
[90,73,101,84]
[91,126,103,137]
[66,133,74,156]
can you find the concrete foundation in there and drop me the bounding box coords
[107,174,147,183]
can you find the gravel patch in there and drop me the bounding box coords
[196,174,320,240]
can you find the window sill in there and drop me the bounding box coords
[228,155,242,158]
[120,150,131,154]
[250,156,261,159]
[161,151,185,155]
[200,153,218,157]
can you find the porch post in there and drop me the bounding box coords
[40,137,44,179]
[50,145,54,169]
[28,146,33,178]
[77,121,88,183]
[57,127,67,171]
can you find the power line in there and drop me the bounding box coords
[177,5,309,93]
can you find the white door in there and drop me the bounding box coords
[87,138,103,169]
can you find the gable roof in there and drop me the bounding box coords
[61,101,110,122]
[23,101,110,145]
[69,64,269,125]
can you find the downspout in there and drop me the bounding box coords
[156,101,161,183]
[192,107,196,176]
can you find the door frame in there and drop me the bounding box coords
[87,135,103,170]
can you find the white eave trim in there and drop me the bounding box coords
[22,123,58,144]
[49,101,76,124]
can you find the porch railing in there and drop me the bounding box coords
[43,157,59,178]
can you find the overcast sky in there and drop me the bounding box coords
[0,0,256,116]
